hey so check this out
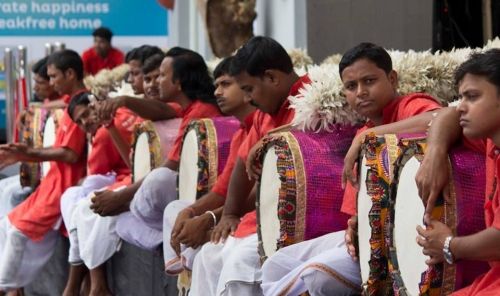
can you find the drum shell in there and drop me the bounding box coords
[257,125,357,261]
[19,107,63,189]
[177,117,240,202]
[130,119,181,183]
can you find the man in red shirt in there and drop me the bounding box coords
[0,50,87,293]
[416,49,500,296]
[82,27,124,76]
[188,36,310,296]
[84,48,220,251]
[162,56,256,274]
[261,43,448,296]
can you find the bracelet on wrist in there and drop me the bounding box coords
[205,210,217,229]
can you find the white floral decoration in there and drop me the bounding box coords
[288,48,314,70]
[290,64,363,132]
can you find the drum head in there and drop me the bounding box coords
[357,155,371,284]
[178,129,199,203]
[393,156,428,295]
[41,116,57,176]
[134,132,152,181]
[258,146,281,258]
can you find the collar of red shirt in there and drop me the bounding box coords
[273,74,311,116]
[241,110,257,131]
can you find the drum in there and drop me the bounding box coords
[256,127,358,262]
[130,119,182,182]
[19,107,64,189]
[177,117,240,203]
[357,134,489,295]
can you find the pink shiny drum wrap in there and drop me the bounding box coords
[256,125,358,261]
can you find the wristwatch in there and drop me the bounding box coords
[443,236,455,264]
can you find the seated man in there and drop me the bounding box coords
[189,36,310,296]
[261,42,450,296]
[416,49,500,296]
[0,56,63,214]
[0,50,87,293]
[73,48,221,261]
[60,91,141,296]
[163,55,256,273]
[142,53,165,101]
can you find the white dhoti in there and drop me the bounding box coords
[70,197,122,269]
[162,200,201,274]
[190,233,262,296]
[0,217,59,290]
[0,175,31,217]
[117,167,178,250]
[261,231,362,296]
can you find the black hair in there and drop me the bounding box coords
[47,49,84,80]
[229,36,293,77]
[213,56,234,79]
[92,27,113,43]
[455,49,500,91]
[142,53,165,74]
[32,56,50,81]
[126,45,163,65]
[68,92,91,122]
[165,47,217,104]
[339,42,393,77]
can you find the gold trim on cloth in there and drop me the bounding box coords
[204,119,218,189]
[288,132,307,243]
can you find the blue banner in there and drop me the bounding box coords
[0,0,168,36]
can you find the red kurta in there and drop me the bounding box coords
[452,139,500,296]
[82,47,124,76]
[341,93,442,216]
[8,109,87,241]
[211,112,256,198]
[88,107,142,189]
[233,75,311,238]
[167,100,221,163]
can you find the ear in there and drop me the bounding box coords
[64,68,77,81]
[263,69,280,86]
[388,70,398,90]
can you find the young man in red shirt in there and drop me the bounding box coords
[261,43,450,295]
[189,36,310,296]
[0,50,87,294]
[82,27,124,76]
[162,56,256,274]
[416,49,500,296]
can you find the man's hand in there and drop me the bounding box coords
[415,148,451,220]
[0,143,30,169]
[416,217,453,265]
[90,190,129,216]
[342,135,363,190]
[170,209,194,255]
[94,97,124,124]
[345,215,359,261]
[176,214,213,249]
[245,139,264,181]
[211,214,240,244]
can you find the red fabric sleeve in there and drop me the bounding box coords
[396,96,441,119]
[55,111,86,156]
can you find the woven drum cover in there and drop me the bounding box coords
[203,0,256,57]
[211,117,240,176]
[291,128,356,241]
